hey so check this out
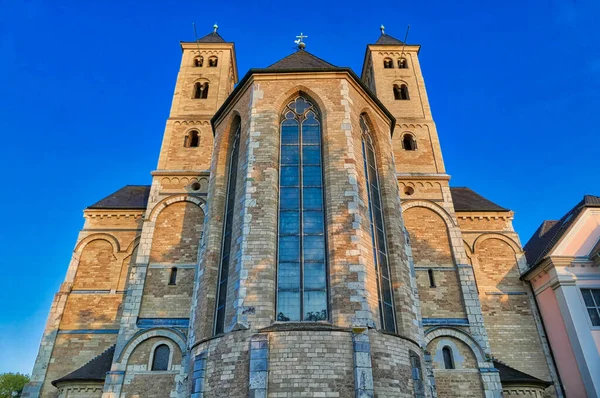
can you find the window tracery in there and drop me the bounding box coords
[277,96,328,322]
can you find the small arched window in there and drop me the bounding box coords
[394,84,409,100]
[442,346,455,369]
[168,267,177,285]
[402,134,417,150]
[151,344,170,371]
[194,83,209,99]
[208,57,218,67]
[398,58,408,69]
[185,130,200,148]
[383,58,393,69]
[194,56,203,67]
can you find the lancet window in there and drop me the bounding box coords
[360,116,396,332]
[277,96,328,322]
[214,124,241,334]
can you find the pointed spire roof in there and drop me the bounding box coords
[197,31,226,43]
[266,50,337,70]
[374,33,405,45]
[52,345,115,387]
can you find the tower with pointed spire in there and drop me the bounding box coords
[23,26,561,398]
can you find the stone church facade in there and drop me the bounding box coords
[24,28,562,398]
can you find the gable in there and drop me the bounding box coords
[552,208,600,258]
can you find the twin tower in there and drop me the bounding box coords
[25,28,560,398]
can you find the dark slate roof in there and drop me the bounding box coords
[52,345,115,387]
[197,31,226,43]
[266,50,337,70]
[374,33,405,45]
[450,187,509,212]
[524,195,600,268]
[493,360,552,388]
[87,185,151,210]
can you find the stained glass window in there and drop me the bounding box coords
[277,96,328,322]
[214,125,241,334]
[360,116,396,333]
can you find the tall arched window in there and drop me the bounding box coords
[383,58,393,68]
[277,96,328,322]
[360,116,396,332]
[398,58,408,69]
[185,130,200,148]
[208,56,218,67]
[442,346,455,369]
[151,344,170,371]
[194,82,209,99]
[214,123,241,334]
[194,56,203,67]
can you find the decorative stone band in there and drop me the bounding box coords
[57,329,119,334]
[422,318,469,326]
[136,318,190,328]
[484,292,528,295]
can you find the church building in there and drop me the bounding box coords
[24,26,562,398]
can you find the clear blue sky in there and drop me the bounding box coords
[1,0,598,374]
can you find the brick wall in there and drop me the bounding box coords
[370,331,419,397]
[72,240,115,290]
[416,270,467,319]
[121,337,182,397]
[192,330,250,397]
[428,337,485,398]
[41,334,116,398]
[61,294,123,329]
[139,267,195,318]
[268,330,354,397]
[149,201,204,264]
[403,207,454,267]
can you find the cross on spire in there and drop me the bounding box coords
[294,32,308,50]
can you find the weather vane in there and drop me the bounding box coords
[213,23,218,33]
[380,24,385,34]
[294,32,308,50]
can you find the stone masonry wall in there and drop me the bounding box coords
[369,331,420,397]
[428,337,485,398]
[268,330,355,398]
[72,240,115,290]
[138,267,195,318]
[120,336,183,397]
[61,294,123,329]
[149,201,204,264]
